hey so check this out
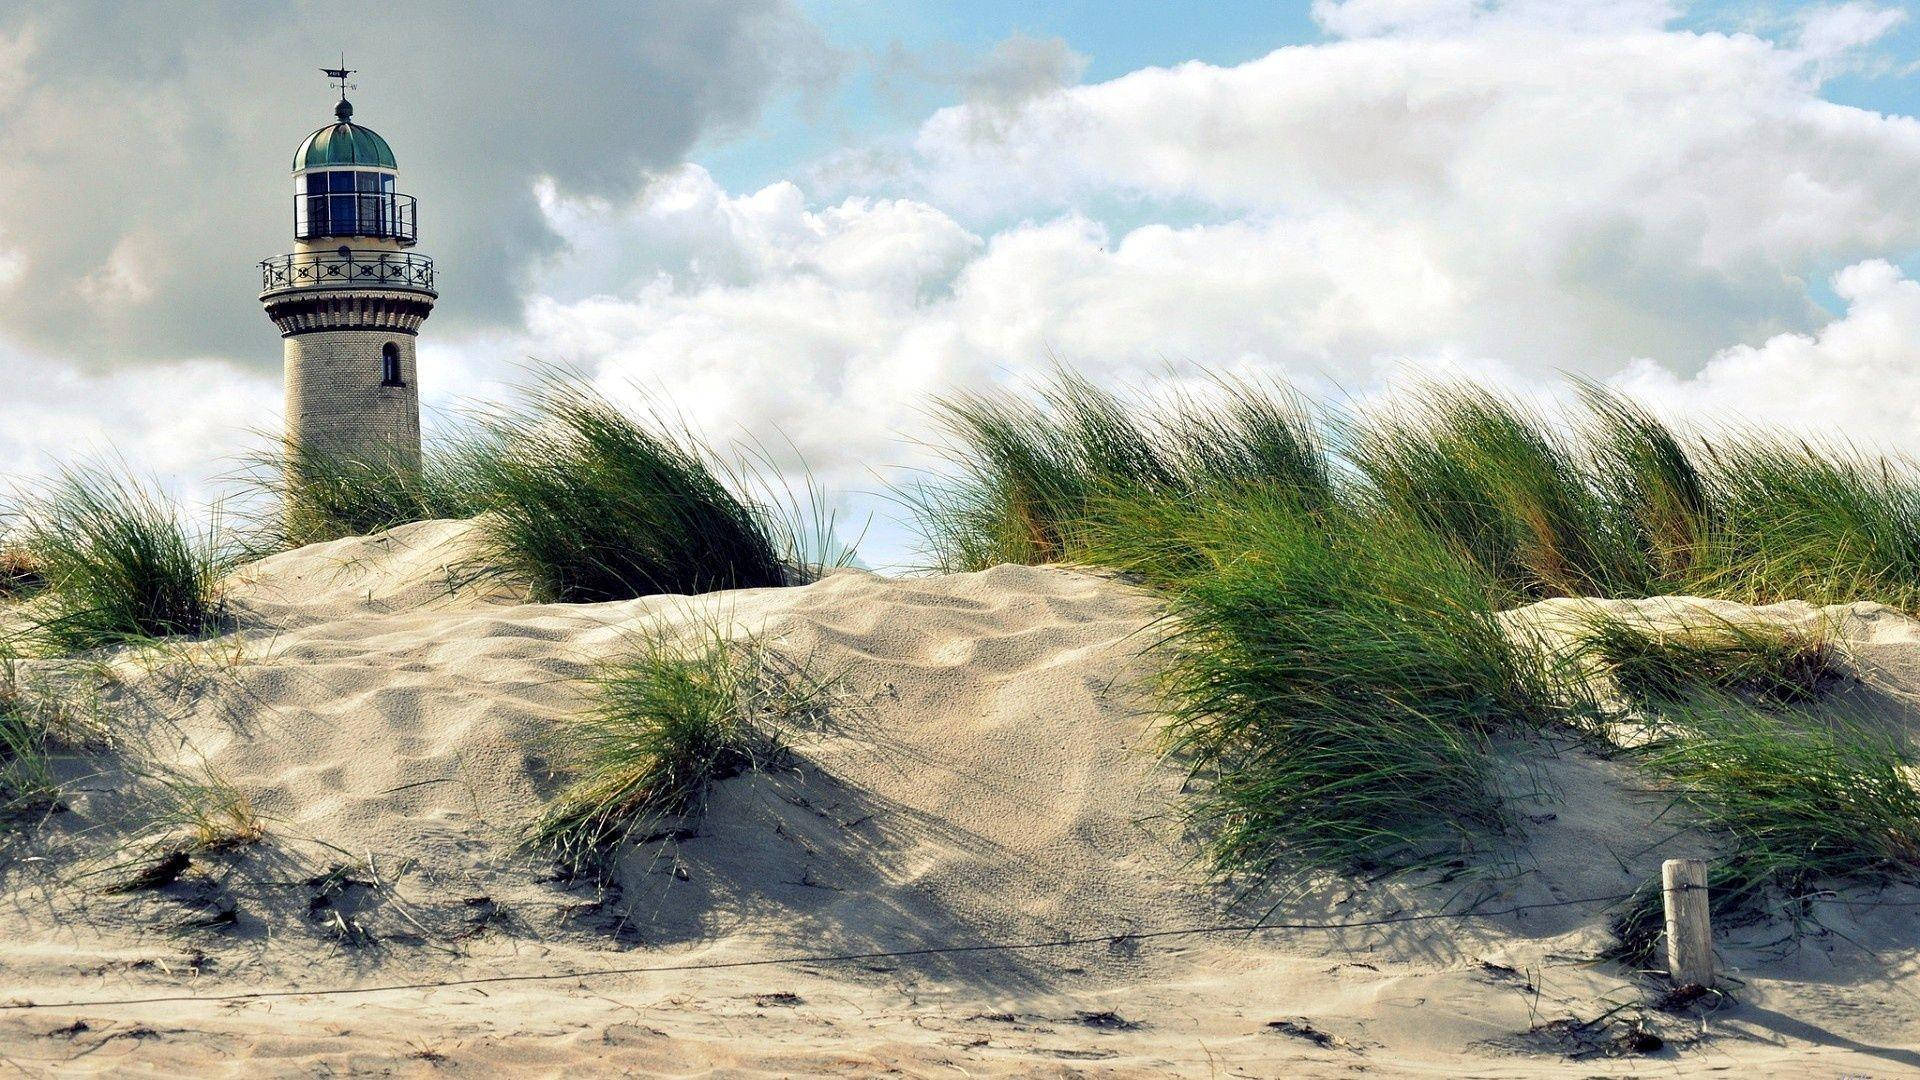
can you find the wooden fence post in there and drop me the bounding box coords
[1661,858,1713,988]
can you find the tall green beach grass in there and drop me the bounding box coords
[914,374,1549,874]
[1347,384,1629,601]
[1606,692,1920,966]
[1701,437,1920,609]
[234,372,853,603]
[910,369,1920,908]
[5,465,226,651]
[0,666,57,822]
[529,624,835,872]
[1150,499,1549,874]
[1579,615,1843,708]
[240,439,479,552]
[459,376,841,602]
[912,371,1328,573]
[918,371,1920,612]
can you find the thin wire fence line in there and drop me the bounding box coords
[0,890,1639,1013]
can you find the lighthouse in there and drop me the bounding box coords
[261,67,435,472]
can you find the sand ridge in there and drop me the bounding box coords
[1,521,1917,1076]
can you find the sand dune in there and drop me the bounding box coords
[2,521,1918,1076]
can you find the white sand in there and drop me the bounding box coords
[2,521,1917,1076]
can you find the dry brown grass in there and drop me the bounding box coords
[0,545,44,596]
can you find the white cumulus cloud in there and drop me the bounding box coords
[504,10,1920,462]
[1615,259,1920,446]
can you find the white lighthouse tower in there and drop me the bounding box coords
[261,67,436,472]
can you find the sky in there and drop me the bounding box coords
[2,0,1919,567]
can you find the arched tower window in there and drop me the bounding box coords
[381,342,404,387]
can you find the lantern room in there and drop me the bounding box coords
[291,99,416,245]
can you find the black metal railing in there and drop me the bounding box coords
[260,250,436,292]
[293,191,418,243]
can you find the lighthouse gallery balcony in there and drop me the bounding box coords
[260,249,436,295]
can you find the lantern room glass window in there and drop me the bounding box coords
[295,170,408,240]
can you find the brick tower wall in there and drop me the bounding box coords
[283,329,422,469]
[264,285,434,471]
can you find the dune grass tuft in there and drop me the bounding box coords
[0,669,56,822]
[529,625,835,872]
[1641,704,1920,881]
[1608,696,1920,966]
[1140,497,1550,875]
[239,440,479,552]
[1346,383,1632,601]
[0,656,114,828]
[76,763,266,894]
[912,374,1166,571]
[914,371,1327,572]
[911,368,1920,903]
[918,372,1920,609]
[462,377,837,602]
[140,764,267,854]
[1699,438,1920,609]
[6,465,227,652]
[1580,617,1845,708]
[1564,609,1908,967]
[1576,384,1714,587]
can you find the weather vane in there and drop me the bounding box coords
[321,54,356,101]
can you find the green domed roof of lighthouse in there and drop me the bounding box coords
[293,100,397,171]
